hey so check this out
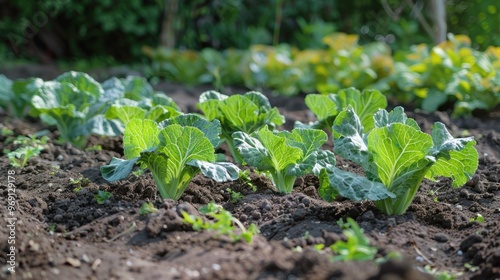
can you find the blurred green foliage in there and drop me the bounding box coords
[447,0,500,48]
[0,0,498,62]
[0,0,161,60]
[145,33,500,116]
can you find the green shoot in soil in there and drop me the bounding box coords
[94,190,112,204]
[238,170,257,191]
[226,188,244,203]
[469,213,485,223]
[85,144,102,152]
[182,202,259,243]
[5,134,49,167]
[139,201,158,215]
[70,176,90,192]
[330,218,377,261]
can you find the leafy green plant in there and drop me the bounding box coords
[319,106,479,215]
[139,201,158,215]
[297,88,387,132]
[330,218,377,261]
[31,71,122,148]
[382,34,500,116]
[101,114,240,200]
[0,75,43,118]
[94,190,112,204]
[182,202,259,243]
[4,134,49,167]
[233,126,334,193]
[197,91,285,164]
[104,76,182,129]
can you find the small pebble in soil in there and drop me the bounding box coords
[97,155,109,162]
[56,154,64,161]
[261,200,271,211]
[251,211,261,220]
[244,205,254,213]
[81,254,90,263]
[361,210,375,221]
[53,214,63,222]
[434,233,449,242]
[69,147,82,155]
[301,197,311,207]
[65,257,81,267]
[460,234,483,252]
[175,203,197,216]
[292,209,307,221]
[239,214,248,222]
[387,218,397,227]
[466,174,479,187]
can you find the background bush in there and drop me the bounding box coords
[0,0,498,62]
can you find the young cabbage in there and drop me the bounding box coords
[233,126,335,193]
[197,91,285,164]
[101,114,240,200]
[0,75,43,118]
[296,87,387,132]
[31,71,122,148]
[104,76,182,129]
[319,106,479,215]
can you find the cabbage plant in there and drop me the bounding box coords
[319,106,478,215]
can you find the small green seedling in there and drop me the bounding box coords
[94,190,112,204]
[0,126,14,137]
[336,218,350,230]
[330,218,377,261]
[238,170,257,191]
[464,263,479,272]
[85,144,102,152]
[182,202,259,243]
[132,168,145,177]
[70,176,90,185]
[424,265,460,280]
[428,186,446,203]
[313,243,325,251]
[139,201,158,215]
[226,188,244,203]
[70,176,90,192]
[469,213,485,223]
[50,165,60,176]
[48,224,57,234]
[5,134,49,168]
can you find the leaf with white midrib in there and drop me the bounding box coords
[368,123,432,188]
[123,119,160,159]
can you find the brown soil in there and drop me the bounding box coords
[1,68,499,280]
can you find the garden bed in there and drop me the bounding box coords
[1,80,499,280]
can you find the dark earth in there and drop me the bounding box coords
[1,65,499,280]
